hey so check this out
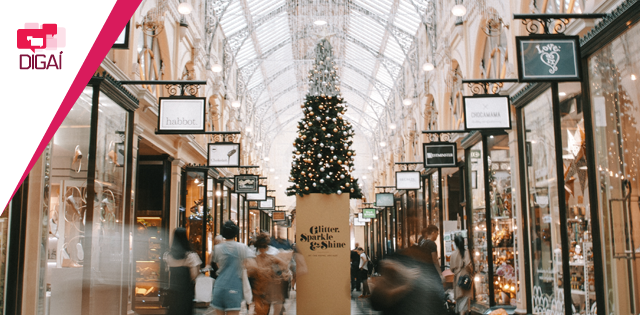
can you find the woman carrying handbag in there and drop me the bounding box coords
[450,235,473,315]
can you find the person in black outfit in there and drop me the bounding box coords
[164,228,202,315]
[350,243,361,292]
[419,225,443,282]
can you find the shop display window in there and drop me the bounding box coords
[38,82,135,315]
[184,171,205,259]
[249,209,260,239]
[431,172,440,227]
[588,25,640,314]
[469,141,489,307]
[0,203,10,314]
[522,89,566,314]
[396,200,403,249]
[487,135,517,306]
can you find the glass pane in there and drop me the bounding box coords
[40,87,92,314]
[487,135,517,306]
[522,89,566,314]
[588,24,640,314]
[396,200,403,249]
[0,202,9,314]
[89,90,130,313]
[185,171,204,259]
[431,172,440,226]
[470,141,489,307]
[223,186,230,223]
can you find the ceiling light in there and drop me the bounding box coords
[264,157,270,161]
[215,190,222,197]
[389,123,396,130]
[402,98,412,106]
[314,20,327,26]
[559,92,566,96]
[373,156,379,160]
[232,100,241,108]
[256,142,263,147]
[211,63,223,73]
[368,166,373,170]
[451,4,467,16]
[178,2,193,15]
[380,141,387,147]
[270,168,275,173]
[363,175,367,179]
[632,74,637,81]
[275,176,279,180]
[279,184,283,188]
[194,178,199,184]
[246,126,252,133]
[422,62,434,71]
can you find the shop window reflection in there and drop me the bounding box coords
[588,25,640,314]
[185,171,204,259]
[522,89,566,314]
[469,141,489,307]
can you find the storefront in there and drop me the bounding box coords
[9,73,139,315]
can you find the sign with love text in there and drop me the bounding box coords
[516,35,581,82]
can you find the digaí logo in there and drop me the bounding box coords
[17,23,65,70]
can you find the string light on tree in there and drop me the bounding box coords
[286,39,362,198]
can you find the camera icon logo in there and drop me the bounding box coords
[17,23,65,53]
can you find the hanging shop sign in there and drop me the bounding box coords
[207,143,240,167]
[112,21,130,49]
[358,212,371,223]
[259,196,275,210]
[234,175,259,193]
[375,193,394,207]
[423,142,457,168]
[516,35,582,82]
[353,216,366,226]
[158,97,206,132]
[463,95,512,130]
[272,211,286,221]
[395,171,421,190]
[246,185,267,201]
[362,208,377,219]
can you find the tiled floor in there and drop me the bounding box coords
[194,290,380,315]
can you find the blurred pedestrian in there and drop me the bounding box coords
[369,247,446,315]
[357,247,371,298]
[451,235,473,315]
[164,228,202,315]
[351,243,361,292]
[211,221,250,315]
[419,225,443,282]
[247,233,291,315]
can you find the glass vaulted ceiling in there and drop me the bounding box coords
[217,0,423,144]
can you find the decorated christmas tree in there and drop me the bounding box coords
[286,39,362,198]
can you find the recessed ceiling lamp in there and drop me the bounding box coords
[275,176,279,180]
[380,141,387,147]
[314,20,327,26]
[270,168,275,173]
[178,2,193,15]
[256,142,263,147]
[232,100,241,108]
[363,175,367,179]
[389,123,397,130]
[402,98,413,106]
[451,4,467,16]
[264,157,270,161]
[373,156,379,160]
[246,126,252,133]
[211,63,223,73]
[423,62,434,71]
[368,166,373,170]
